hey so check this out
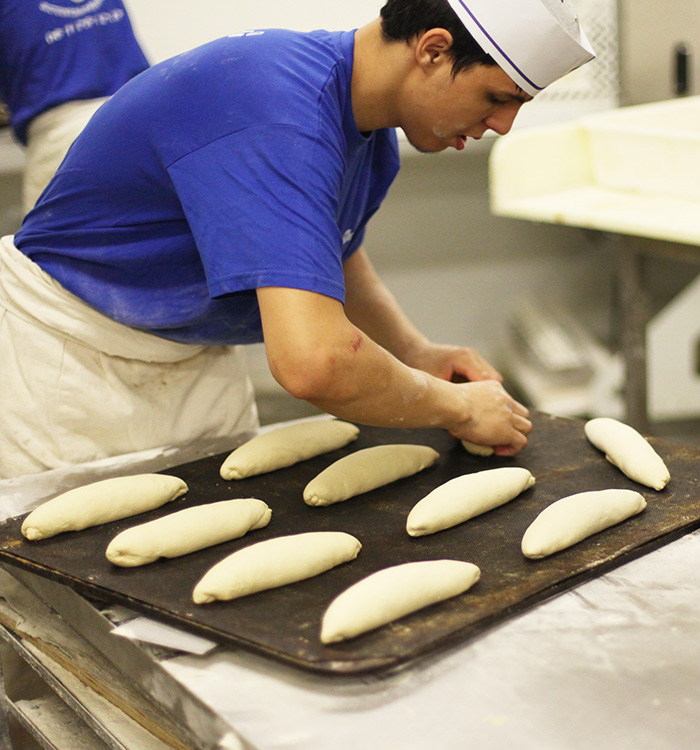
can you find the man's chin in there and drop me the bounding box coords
[401,130,446,155]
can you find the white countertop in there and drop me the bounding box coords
[489,97,700,248]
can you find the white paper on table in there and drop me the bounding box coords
[112,615,217,655]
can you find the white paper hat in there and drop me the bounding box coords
[445,0,596,96]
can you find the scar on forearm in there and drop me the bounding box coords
[350,332,363,354]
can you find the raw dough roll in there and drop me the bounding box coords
[105,498,272,567]
[21,474,188,541]
[192,531,361,604]
[320,559,481,644]
[407,467,535,536]
[521,488,647,559]
[584,417,670,490]
[303,444,439,506]
[220,420,359,480]
[461,440,494,457]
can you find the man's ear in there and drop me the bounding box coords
[414,28,454,69]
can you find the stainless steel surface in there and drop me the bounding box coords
[0,566,246,750]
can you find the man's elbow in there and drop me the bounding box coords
[267,348,343,405]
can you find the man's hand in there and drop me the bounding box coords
[401,341,503,384]
[402,341,531,454]
[448,379,531,456]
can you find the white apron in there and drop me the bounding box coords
[0,235,259,478]
[23,97,109,214]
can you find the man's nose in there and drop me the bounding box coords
[485,104,521,136]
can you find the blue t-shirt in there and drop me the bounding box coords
[16,29,400,345]
[0,0,149,144]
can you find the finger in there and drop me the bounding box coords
[513,414,533,435]
[493,445,516,457]
[493,432,528,456]
[460,361,502,383]
[511,400,530,419]
[494,419,531,455]
[455,350,502,383]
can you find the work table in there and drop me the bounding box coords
[1,417,699,749]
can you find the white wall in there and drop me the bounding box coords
[123,0,700,105]
[123,0,379,63]
[619,0,700,104]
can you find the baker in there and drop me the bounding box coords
[0,0,594,479]
[0,0,149,213]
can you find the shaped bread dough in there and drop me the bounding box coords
[461,440,495,457]
[584,417,670,490]
[521,488,647,559]
[105,498,271,567]
[303,444,439,506]
[220,420,359,480]
[407,467,535,536]
[21,474,188,541]
[192,531,361,604]
[320,559,481,644]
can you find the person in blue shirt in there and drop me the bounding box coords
[0,0,149,212]
[0,0,593,478]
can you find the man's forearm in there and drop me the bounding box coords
[256,284,530,455]
[299,324,468,431]
[342,247,429,365]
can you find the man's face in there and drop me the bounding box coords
[400,62,531,153]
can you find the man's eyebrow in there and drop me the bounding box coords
[509,87,533,104]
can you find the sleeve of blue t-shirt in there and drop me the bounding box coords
[168,123,353,304]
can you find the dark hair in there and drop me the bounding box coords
[380,0,496,76]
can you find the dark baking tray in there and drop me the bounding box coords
[1,412,699,675]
